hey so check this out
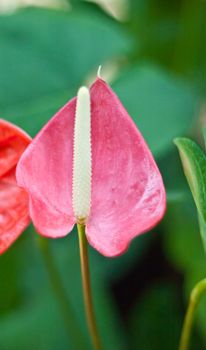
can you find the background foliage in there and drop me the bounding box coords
[0,0,206,349]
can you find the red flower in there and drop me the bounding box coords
[17,77,166,257]
[0,120,31,253]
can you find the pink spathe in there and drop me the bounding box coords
[17,78,166,257]
[0,120,31,253]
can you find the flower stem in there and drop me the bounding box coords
[37,235,86,350]
[77,223,103,350]
[179,278,206,350]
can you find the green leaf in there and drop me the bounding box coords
[174,137,206,223]
[0,6,131,136]
[198,214,206,256]
[112,65,198,157]
[203,128,206,148]
[0,293,69,350]
[163,200,206,275]
[0,230,127,350]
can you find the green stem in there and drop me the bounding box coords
[37,235,86,350]
[179,278,206,350]
[77,223,103,350]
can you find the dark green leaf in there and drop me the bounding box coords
[129,283,182,350]
[174,137,206,223]
[0,229,127,350]
[0,7,131,135]
[163,201,206,348]
[112,65,198,157]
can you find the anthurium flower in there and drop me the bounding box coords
[16,76,166,257]
[0,120,31,254]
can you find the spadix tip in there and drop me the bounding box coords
[97,65,102,79]
[77,86,89,98]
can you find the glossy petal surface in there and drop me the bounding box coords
[0,120,31,253]
[16,79,166,256]
[16,100,76,237]
[86,79,166,256]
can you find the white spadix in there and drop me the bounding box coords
[72,86,92,222]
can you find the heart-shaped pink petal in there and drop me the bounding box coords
[16,100,76,237]
[85,79,166,256]
[16,78,166,257]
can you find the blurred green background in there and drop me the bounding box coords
[0,0,206,349]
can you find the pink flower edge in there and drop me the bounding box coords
[16,78,166,257]
[0,119,31,254]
